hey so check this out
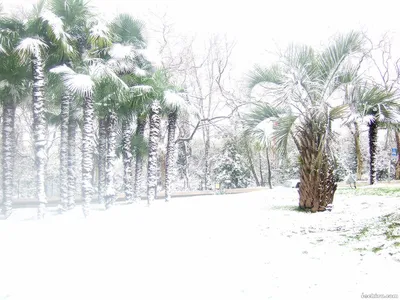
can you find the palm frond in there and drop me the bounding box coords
[16,37,48,61]
[272,115,299,156]
[247,64,283,90]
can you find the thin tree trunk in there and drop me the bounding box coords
[133,117,146,202]
[98,117,107,203]
[368,120,378,185]
[204,127,210,190]
[122,119,133,203]
[2,100,16,218]
[104,111,117,209]
[59,92,70,211]
[165,111,177,202]
[354,121,363,180]
[81,94,94,217]
[258,152,264,186]
[147,100,161,204]
[395,131,400,180]
[266,147,272,189]
[67,100,76,209]
[32,51,47,219]
[245,141,260,186]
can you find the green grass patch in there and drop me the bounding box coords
[336,187,400,197]
[372,245,385,253]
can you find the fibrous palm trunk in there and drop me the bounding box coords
[81,95,94,217]
[147,100,161,204]
[133,117,146,202]
[258,152,264,186]
[266,148,272,189]
[32,51,47,219]
[67,100,76,209]
[104,111,117,209]
[165,111,177,202]
[354,121,363,180]
[98,118,107,204]
[2,100,16,218]
[298,119,337,212]
[122,119,133,203]
[59,92,70,211]
[368,120,378,185]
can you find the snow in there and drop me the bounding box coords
[0,188,399,300]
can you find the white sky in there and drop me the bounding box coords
[3,0,400,76]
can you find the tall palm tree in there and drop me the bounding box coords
[247,32,364,212]
[106,13,147,205]
[49,0,95,210]
[51,60,128,216]
[349,84,400,184]
[0,14,31,217]
[15,2,70,218]
[163,89,190,202]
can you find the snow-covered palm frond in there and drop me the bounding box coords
[131,84,153,94]
[15,37,47,60]
[134,66,147,77]
[51,64,94,96]
[164,90,187,112]
[90,62,129,90]
[89,22,111,49]
[63,73,94,97]
[50,64,76,75]
[109,43,136,60]
[39,10,70,42]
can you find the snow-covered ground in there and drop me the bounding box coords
[1,187,399,300]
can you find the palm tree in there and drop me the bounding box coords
[163,89,190,201]
[349,84,400,184]
[247,32,364,212]
[106,13,147,205]
[15,2,70,218]
[0,14,31,217]
[48,0,95,210]
[51,60,128,216]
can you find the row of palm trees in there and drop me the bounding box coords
[245,32,400,212]
[0,0,190,218]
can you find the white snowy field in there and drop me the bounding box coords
[1,187,400,300]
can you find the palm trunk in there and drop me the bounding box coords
[122,119,133,203]
[104,111,117,209]
[2,100,16,218]
[245,141,260,186]
[59,92,70,211]
[165,111,177,202]
[67,100,76,209]
[266,147,272,189]
[81,94,95,217]
[298,117,337,212]
[354,121,363,180]
[133,117,146,202]
[98,117,107,203]
[258,152,264,186]
[147,100,161,204]
[368,120,378,185]
[32,51,47,219]
[395,131,400,180]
